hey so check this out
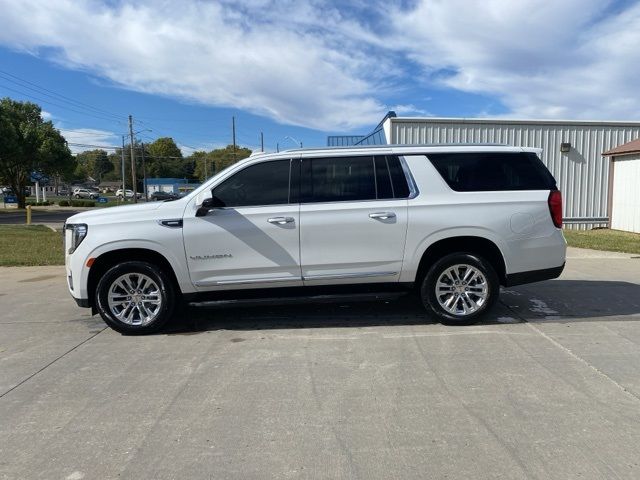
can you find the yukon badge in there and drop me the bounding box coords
[190,253,233,261]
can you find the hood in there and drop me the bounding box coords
[65,201,181,225]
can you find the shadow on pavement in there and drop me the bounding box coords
[500,280,640,321]
[161,279,640,335]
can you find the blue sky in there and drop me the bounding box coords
[0,0,638,154]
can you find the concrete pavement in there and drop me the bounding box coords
[1,249,640,479]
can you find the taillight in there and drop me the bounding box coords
[548,190,562,228]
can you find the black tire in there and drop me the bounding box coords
[95,261,175,335]
[75,194,81,199]
[420,253,499,325]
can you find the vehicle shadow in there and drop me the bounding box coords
[166,293,432,334]
[500,279,640,322]
[162,280,640,335]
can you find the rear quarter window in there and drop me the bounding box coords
[427,152,556,192]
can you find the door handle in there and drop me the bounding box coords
[369,212,396,220]
[268,216,295,225]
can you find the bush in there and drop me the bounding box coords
[68,200,96,207]
[25,201,51,206]
[58,200,69,207]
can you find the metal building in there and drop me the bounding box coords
[328,113,640,229]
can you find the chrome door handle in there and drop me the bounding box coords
[369,212,396,220]
[268,216,295,224]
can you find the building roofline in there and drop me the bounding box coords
[389,116,640,127]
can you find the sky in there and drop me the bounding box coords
[0,0,639,155]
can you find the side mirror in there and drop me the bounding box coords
[195,196,225,217]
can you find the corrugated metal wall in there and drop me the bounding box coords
[390,119,640,229]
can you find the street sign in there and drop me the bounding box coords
[97,197,108,203]
[3,195,17,204]
[30,172,49,184]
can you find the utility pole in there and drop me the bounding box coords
[141,142,147,201]
[128,115,137,203]
[232,116,236,161]
[203,154,207,179]
[121,135,126,195]
[260,131,264,152]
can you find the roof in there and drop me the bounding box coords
[391,116,640,127]
[145,178,198,185]
[602,138,640,157]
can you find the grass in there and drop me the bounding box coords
[0,225,65,266]
[564,228,640,255]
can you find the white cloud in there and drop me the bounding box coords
[40,110,53,121]
[0,0,390,131]
[1,0,639,132]
[389,0,640,120]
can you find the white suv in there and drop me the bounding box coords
[64,145,566,334]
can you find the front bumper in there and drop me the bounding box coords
[74,297,91,308]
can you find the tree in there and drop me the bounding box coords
[146,137,183,178]
[76,149,113,183]
[189,150,211,181]
[189,145,252,181]
[0,98,74,208]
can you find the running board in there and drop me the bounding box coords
[188,292,406,309]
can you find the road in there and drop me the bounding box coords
[0,209,80,225]
[1,247,640,479]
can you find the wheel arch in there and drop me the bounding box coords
[414,236,507,286]
[87,248,182,308]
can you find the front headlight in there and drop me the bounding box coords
[65,223,88,254]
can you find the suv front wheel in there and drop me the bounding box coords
[420,253,499,325]
[95,261,175,334]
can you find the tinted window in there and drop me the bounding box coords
[212,159,291,207]
[427,152,556,192]
[387,156,411,198]
[302,156,376,203]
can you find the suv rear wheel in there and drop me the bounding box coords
[95,261,175,334]
[420,253,499,324]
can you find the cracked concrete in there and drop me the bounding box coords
[1,248,640,479]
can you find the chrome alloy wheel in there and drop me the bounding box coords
[435,264,488,316]
[107,273,163,325]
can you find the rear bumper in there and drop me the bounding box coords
[503,263,565,287]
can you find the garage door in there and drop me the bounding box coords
[611,155,640,233]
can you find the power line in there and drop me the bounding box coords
[0,69,125,121]
[0,83,124,124]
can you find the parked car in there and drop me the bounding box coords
[115,189,142,199]
[57,187,70,196]
[73,188,99,199]
[150,191,179,201]
[64,145,566,334]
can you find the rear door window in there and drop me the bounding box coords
[427,152,556,191]
[301,155,411,203]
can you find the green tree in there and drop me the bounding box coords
[0,98,74,208]
[76,149,113,183]
[190,145,251,181]
[146,137,183,178]
[189,150,212,181]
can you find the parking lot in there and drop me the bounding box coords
[1,247,640,479]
